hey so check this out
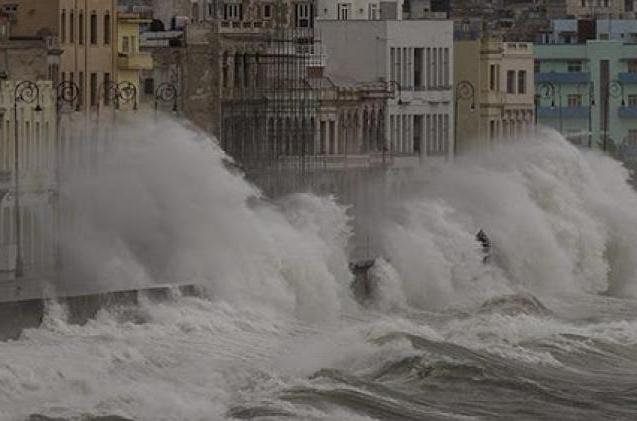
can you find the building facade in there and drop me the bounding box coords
[565,0,626,18]
[318,19,455,163]
[117,12,153,107]
[455,37,535,154]
[0,81,58,278]
[535,40,637,150]
[0,0,117,114]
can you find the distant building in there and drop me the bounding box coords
[564,0,627,19]
[454,37,535,154]
[535,40,637,150]
[319,19,455,163]
[0,13,59,278]
[539,19,637,44]
[117,12,153,108]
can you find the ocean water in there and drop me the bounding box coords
[2,122,637,420]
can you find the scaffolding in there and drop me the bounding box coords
[220,28,321,196]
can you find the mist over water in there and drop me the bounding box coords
[4,120,637,420]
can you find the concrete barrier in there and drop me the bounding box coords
[0,284,201,341]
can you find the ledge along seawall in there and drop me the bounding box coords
[0,284,200,341]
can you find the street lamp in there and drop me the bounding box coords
[53,81,80,275]
[387,80,405,105]
[454,80,476,155]
[117,81,138,111]
[535,81,561,131]
[610,80,625,106]
[13,81,43,277]
[600,79,626,152]
[154,82,179,116]
[576,81,596,148]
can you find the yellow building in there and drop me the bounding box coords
[0,0,119,113]
[116,13,153,109]
[454,37,535,154]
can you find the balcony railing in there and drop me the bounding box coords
[535,72,590,84]
[537,106,589,119]
[618,106,637,118]
[117,52,153,70]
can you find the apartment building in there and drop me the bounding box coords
[535,39,637,150]
[117,12,153,108]
[565,0,626,18]
[455,37,535,153]
[0,0,117,114]
[318,19,455,163]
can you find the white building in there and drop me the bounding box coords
[318,19,454,163]
[0,81,57,278]
[317,0,396,20]
[316,1,446,21]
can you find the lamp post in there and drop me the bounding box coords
[603,80,625,152]
[535,81,559,131]
[116,81,138,111]
[154,82,179,119]
[13,81,43,278]
[53,81,80,275]
[584,81,596,148]
[454,80,476,155]
[574,81,596,148]
[387,80,404,105]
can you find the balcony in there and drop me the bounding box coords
[537,106,589,119]
[618,106,637,118]
[618,72,637,84]
[535,72,590,84]
[117,52,153,70]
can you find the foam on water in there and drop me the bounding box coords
[4,120,637,419]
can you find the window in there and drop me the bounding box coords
[263,4,272,18]
[534,60,540,73]
[79,72,84,106]
[223,3,242,20]
[518,70,526,94]
[414,48,423,88]
[104,13,111,44]
[144,78,154,95]
[70,10,74,42]
[628,60,637,73]
[61,10,66,43]
[567,94,582,107]
[628,130,637,145]
[79,11,84,44]
[295,3,312,28]
[507,70,515,93]
[90,12,97,44]
[338,3,351,20]
[122,36,129,53]
[413,115,422,153]
[443,48,449,87]
[103,73,110,105]
[567,60,582,72]
[426,48,431,88]
[432,48,438,87]
[369,3,379,19]
[90,72,97,106]
[490,64,497,91]
[628,94,637,107]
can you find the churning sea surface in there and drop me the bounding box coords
[3,120,637,420]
